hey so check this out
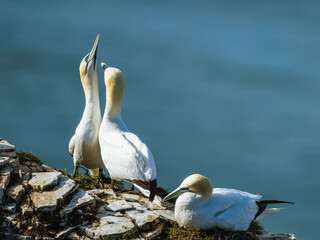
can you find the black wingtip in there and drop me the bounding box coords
[254,199,294,220]
[149,179,157,202]
[156,187,168,199]
[258,200,295,205]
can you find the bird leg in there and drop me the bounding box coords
[80,166,90,176]
[96,168,103,188]
[110,179,115,189]
[72,166,79,178]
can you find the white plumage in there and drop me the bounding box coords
[69,34,104,180]
[99,64,158,201]
[99,126,156,182]
[163,174,293,231]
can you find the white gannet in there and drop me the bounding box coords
[99,63,158,201]
[163,174,293,231]
[69,34,104,183]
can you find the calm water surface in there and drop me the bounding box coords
[1,1,319,239]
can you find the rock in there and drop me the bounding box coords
[0,157,19,168]
[153,209,175,221]
[130,202,148,211]
[31,176,76,212]
[125,209,158,230]
[84,216,135,239]
[96,204,115,215]
[20,204,33,217]
[30,162,38,167]
[256,233,296,240]
[3,203,16,214]
[55,226,77,239]
[141,223,165,239]
[15,235,33,240]
[35,166,43,172]
[68,231,87,240]
[28,172,62,191]
[0,186,3,202]
[0,166,12,191]
[60,189,95,217]
[23,161,31,167]
[95,204,124,218]
[22,173,30,181]
[87,188,117,199]
[121,193,143,202]
[20,165,30,174]
[0,157,10,167]
[41,164,57,172]
[136,196,168,210]
[0,141,15,152]
[6,184,25,203]
[105,199,134,212]
[0,151,17,158]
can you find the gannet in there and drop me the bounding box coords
[99,63,158,201]
[163,174,293,231]
[69,34,104,183]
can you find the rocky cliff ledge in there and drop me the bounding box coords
[0,138,296,240]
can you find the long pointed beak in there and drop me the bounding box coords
[88,34,100,62]
[163,187,190,202]
[101,62,109,71]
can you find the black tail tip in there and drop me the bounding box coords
[149,179,157,202]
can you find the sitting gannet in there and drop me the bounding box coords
[99,63,157,201]
[163,174,293,231]
[69,34,104,183]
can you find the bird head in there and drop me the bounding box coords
[79,34,100,92]
[163,174,213,202]
[101,63,125,118]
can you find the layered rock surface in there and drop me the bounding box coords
[0,138,296,240]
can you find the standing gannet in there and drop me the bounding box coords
[163,174,293,231]
[69,34,104,183]
[99,63,158,201]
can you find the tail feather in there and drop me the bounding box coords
[255,208,286,221]
[149,179,157,202]
[258,200,294,205]
[254,200,294,220]
[126,178,158,202]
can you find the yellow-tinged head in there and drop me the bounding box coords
[79,34,100,94]
[163,174,213,202]
[101,63,125,118]
[180,174,213,196]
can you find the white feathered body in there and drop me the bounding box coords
[174,188,261,231]
[69,101,104,174]
[99,116,157,183]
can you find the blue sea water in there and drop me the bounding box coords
[0,1,319,239]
